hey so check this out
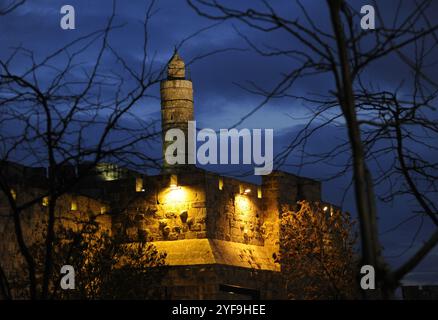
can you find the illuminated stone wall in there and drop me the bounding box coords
[0,188,111,296]
[160,265,286,299]
[204,174,264,246]
[107,168,322,244]
[111,172,209,242]
[114,171,269,246]
[113,169,321,250]
[0,162,322,300]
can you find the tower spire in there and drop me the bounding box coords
[160,50,194,173]
[167,49,186,80]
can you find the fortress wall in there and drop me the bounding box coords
[160,264,285,299]
[0,164,321,300]
[116,171,267,247]
[205,173,264,246]
[116,172,209,242]
[261,171,321,256]
[0,189,110,298]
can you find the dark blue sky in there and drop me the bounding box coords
[1,0,437,287]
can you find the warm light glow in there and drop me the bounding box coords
[71,200,78,211]
[100,206,107,214]
[239,185,252,195]
[97,163,120,181]
[257,186,262,199]
[323,206,328,212]
[135,177,143,192]
[10,189,16,200]
[235,194,251,213]
[42,196,49,207]
[164,187,186,203]
[218,177,224,190]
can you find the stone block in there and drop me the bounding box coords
[190,223,202,232]
[196,231,207,239]
[192,201,206,208]
[179,210,188,223]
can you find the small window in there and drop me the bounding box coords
[170,174,178,188]
[71,200,78,211]
[218,177,224,190]
[42,196,49,207]
[257,186,262,199]
[136,177,143,192]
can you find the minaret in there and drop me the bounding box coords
[160,50,194,172]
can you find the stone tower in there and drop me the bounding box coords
[160,50,194,172]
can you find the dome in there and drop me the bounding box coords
[167,51,185,79]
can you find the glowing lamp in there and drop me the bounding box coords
[239,185,252,195]
[165,187,186,203]
[235,195,250,213]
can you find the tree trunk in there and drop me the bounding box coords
[327,0,383,297]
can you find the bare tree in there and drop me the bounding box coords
[187,0,438,297]
[0,0,245,299]
[0,0,165,299]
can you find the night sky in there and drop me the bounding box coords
[1,0,437,287]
